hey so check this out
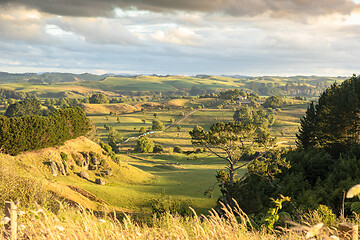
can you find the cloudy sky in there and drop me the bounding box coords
[0,0,360,76]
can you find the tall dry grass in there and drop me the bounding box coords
[0,202,309,240]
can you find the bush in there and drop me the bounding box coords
[153,144,164,153]
[89,93,109,104]
[135,137,154,153]
[173,146,182,153]
[152,119,165,131]
[151,192,192,217]
[139,127,146,134]
[262,95,284,109]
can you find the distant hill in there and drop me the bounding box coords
[0,71,350,97]
[0,71,106,84]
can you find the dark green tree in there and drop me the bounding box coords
[152,119,165,131]
[135,136,154,153]
[5,98,42,117]
[296,102,317,149]
[89,93,109,104]
[262,95,284,109]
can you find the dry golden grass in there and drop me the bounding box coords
[0,202,309,240]
[80,103,142,115]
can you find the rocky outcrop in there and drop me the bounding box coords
[79,171,89,180]
[95,178,106,185]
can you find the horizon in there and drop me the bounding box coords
[0,1,360,76]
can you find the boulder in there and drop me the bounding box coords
[50,162,58,176]
[56,162,67,176]
[95,178,106,185]
[92,158,100,165]
[79,171,89,180]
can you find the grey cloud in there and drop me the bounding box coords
[51,17,140,45]
[0,0,355,17]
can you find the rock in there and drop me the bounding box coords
[56,162,67,176]
[50,162,58,176]
[95,178,106,185]
[79,171,89,180]
[104,170,112,176]
[92,158,100,165]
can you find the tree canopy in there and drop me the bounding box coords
[297,75,360,155]
[5,98,42,117]
[262,95,284,109]
[89,93,109,104]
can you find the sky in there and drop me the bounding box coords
[0,0,360,76]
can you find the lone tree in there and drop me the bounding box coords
[152,119,165,131]
[189,122,280,208]
[89,93,109,104]
[135,136,154,153]
[262,95,283,109]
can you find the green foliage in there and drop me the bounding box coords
[152,119,165,131]
[262,95,284,109]
[153,144,164,153]
[0,88,32,100]
[263,195,291,230]
[99,141,120,163]
[135,136,154,153]
[0,107,91,155]
[233,106,275,130]
[297,76,360,155]
[315,205,337,227]
[139,127,146,134]
[151,192,192,217]
[89,93,109,104]
[296,102,317,149]
[5,98,42,117]
[190,122,281,209]
[107,127,123,152]
[218,89,246,100]
[173,146,182,153]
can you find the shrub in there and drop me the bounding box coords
[139,127,146,134]
[173,146,182,153]
[89,93,109,104]
[153,144,164,153]
[151,192,192,217]
[152,119,165,131]
[135,137,154,153]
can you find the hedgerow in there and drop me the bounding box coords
[0,107,91,155]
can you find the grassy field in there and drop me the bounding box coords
[89,97,307,151]
[73,96,308,213]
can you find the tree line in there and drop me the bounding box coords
[0,107,91,155]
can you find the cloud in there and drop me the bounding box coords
[52,17,140,45]
[0,0,356,18]
[152,28,203,46]
[0,6,51,42]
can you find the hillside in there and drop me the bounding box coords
[0,136,154,212]
[0,72,347,98]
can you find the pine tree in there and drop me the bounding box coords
[296,101,317,149]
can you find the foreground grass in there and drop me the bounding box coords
[0,202,307,240]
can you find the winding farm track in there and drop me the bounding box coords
[122,109,199,143]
